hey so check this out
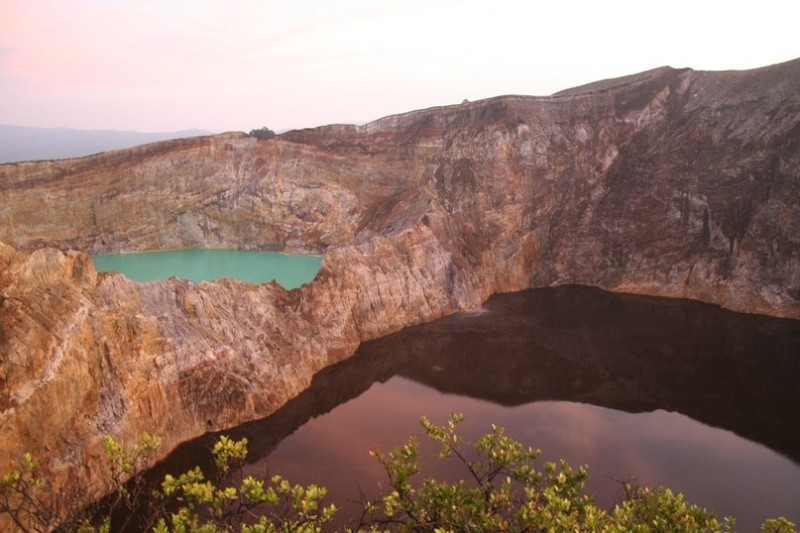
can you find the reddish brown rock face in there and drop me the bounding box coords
[0,59,799,521]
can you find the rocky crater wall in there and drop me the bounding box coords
[0,59,799,519]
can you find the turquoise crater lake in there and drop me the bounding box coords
[92,249,323,288]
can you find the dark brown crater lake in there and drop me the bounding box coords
[146,285,800,530]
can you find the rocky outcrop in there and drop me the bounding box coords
[0,225,461,511]
[1,59,799,519]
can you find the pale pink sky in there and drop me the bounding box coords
[1,0,798,133]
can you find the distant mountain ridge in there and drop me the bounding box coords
[0,124,213,163]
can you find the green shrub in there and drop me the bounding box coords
[1,414,796,532]
[248,127,276,139]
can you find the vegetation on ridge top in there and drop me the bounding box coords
[248,127,276,139]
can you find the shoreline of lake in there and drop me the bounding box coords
[133,285,800,531]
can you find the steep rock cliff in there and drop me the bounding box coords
[1,59,799,518]
[0,224,462,510]
[3,61,798,315]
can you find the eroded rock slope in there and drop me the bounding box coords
[1,59,799,514]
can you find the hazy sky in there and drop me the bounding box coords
[1,0,797,133]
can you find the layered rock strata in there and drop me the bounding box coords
[1,59,799,519]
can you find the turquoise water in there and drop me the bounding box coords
[92,249,322,288]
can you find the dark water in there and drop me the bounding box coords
[148,286,800,530]
[92,249,322,288]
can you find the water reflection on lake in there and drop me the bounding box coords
[158,286,800,530]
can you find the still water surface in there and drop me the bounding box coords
[92,249,322,288]
[148,286,800,530]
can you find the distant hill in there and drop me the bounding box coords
[0,124,213,163]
